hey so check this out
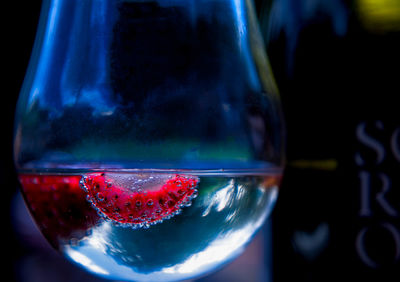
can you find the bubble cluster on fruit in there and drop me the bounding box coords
[80,173,199,229]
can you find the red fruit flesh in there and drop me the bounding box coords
[81,173,198,227]
[19,174,99,245]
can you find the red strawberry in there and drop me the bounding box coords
[19,174,100,247]
[81,173,198,228]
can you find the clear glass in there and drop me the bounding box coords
[14,0,285,281]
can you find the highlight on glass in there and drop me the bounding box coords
[13,0,285,281]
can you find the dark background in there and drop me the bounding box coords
[258,1,400,281]
[4,1,44,280]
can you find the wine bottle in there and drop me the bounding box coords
[256,0,400,281]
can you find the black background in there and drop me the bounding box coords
[261,1,400,281]
[4,1,44,281]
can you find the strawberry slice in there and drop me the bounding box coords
[19,174,99,246]
[81,173,199,228]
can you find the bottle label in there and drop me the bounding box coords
[355,120,400,268]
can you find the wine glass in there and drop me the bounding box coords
[13,0,285,281]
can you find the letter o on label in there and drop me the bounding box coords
[356,223,400,268]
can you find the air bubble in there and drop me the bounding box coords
[96,192,105,201]
[191,189,198,199]
[69,238,79,246]
[82,172,199,230]
[182,200,192,207]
